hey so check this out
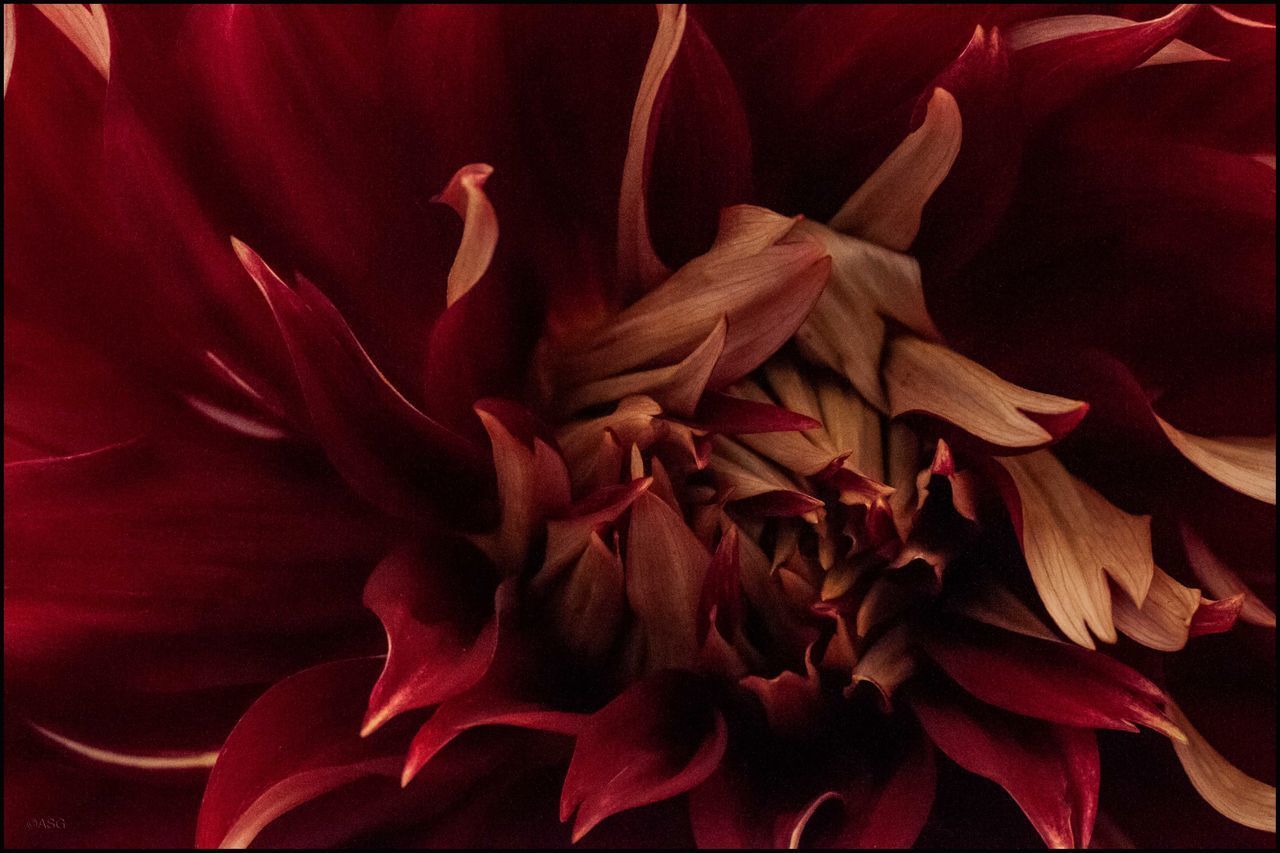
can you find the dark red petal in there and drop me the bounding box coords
[689,390,822,435]
[234,242,490,525]
[922,620,1183,738]
[360,547,505,737]
[1188,594,1246,638]
[195,658,403,849]
[911,681,1099,849]
[560,671,727,842]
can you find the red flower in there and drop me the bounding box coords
[4,4,1275,849]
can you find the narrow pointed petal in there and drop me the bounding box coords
[435,163,499,307]
[233,240,488,524]
[545,531,630,663]
[1008,14,1225,69]
[540,475,652,580]
[911,683,1099,849]
[1168,702,1277,833]
[196,658,402,849]
[829,87,961,249]
[691,390,821,434]
[361,548,506,737]
[560,671,726,842]
[1155,414,1276,504]
[885,336,1089,450]
[34,3,109,80]
[922,621,1183,739]
[4,4,14,96]
[617,4,683,292]
[995,450,1154,648]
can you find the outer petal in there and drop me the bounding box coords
[1169,701,1277,833]
[911,682,1099,849]
[560,671,726,842]
[1155,414,1276,504]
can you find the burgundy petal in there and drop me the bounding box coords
[560,671,727,842]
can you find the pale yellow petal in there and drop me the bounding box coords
[35,3,110,79]
[1113,565,1201,652]
[435,163,498,306]
[4,5,15,97]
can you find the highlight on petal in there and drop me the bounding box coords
[435,163,499,307]
[560,671,726,843]
[1181,522,1276,629]
[1155,414,1276,504]
[995,450,1154,648]
[34,3,110,80]
[196,658,402,849]
[911,682,1099,849]
[4,5,14,97]
[884,337,1089,450]
[617,4,684,293]
[360,548,505,737]
[1008,14,1225,68]
[29,721,218,772]
[1168,702,1277,833]
[828,87,962,249]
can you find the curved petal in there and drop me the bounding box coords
[560,671,727,842]
[1169,701,1277,833]
[1155,414,1276,504]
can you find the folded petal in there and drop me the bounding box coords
[1112,565,1203,652]
[360,547,505,737]
[1181,522,1276,628]
[994,450,1153,647]
[560,671,726,842]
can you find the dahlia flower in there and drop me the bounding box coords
[4,3,1276,849]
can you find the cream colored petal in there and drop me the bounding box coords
[30,721,218,770]
[435,163,498,306]
[997,451,1154,648]
[816,377,885,481]
[1113,565,1201,652]
[1008,14,1226,68]
[35,3,110,79]
[884,336,1087,449]
[4,5,15,97]
[617,4,683,292]
[556,396,664,483]
[828,88,962,249]
[1169,701,1276,833]
[1155,415,1275,504]
[1181,523,1276,629]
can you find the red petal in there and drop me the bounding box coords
[195,658,403,849]
[560,671,727,842]
[360,547,506,736]
[911,680,1099,849]
[922,620,1184,739]
[689,391,822,435]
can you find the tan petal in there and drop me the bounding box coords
[828,88,962,249]
[1169,702,1276,833]
[616,4,683,292]
[1008,14,1226,68]
[1112,565,1201,652]
[35,3,110,80]
[849,623,915,708]
[885,336,1087,449]
[1181,523,1276,629]
[996,451,1154,648]
[793,222,938,410]
[435,163,498,306]
[4,5,14,97]
[564,206,828,402]
[625,490,709,672]
[1155,415,1276,504]
[816,376,886,481]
